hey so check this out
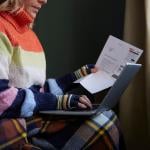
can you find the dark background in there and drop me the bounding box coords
[34,0,125,78]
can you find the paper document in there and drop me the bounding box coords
[75,35,143,93]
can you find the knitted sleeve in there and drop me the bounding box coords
[0,30,82,118]
[44,64,95,95]
[0,30,59,118]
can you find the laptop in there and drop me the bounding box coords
[40,63,142,117]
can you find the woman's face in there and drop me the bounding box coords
[23,0,47,19]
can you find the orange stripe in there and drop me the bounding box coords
[0,16,43,52]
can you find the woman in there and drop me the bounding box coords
[0,0,124,149]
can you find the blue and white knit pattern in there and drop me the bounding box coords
[47,79,63,95]
[20,89,36,117]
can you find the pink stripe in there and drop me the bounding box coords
[40,87,44,93]
[0,87,18,115]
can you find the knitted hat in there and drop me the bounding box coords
[0,0,7,4]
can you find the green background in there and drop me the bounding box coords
[34,0,125,78]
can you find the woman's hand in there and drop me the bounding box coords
[57,94,93,110]
[78,95,92,109]
[73,64,98,80]
[84,64,98,74]
[91,66,98,73]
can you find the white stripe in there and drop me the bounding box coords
[91,112,109,126]
[68,95,72,108]
[0,53,10,79]
[9,62,46,88]
[47,79,63,95]
[20,89,36,117]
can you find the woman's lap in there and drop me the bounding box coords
[0,110,124,149]
[29,110,124,150]
[0,118,28,149]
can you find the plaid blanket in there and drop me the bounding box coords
[62,110,123,150]
[0,110,125,150]
[0,119,27,149]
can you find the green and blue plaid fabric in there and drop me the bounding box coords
[0,110,125,150]
[62,110,124,150]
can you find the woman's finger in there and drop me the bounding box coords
[79,96,92,108]
[78,102,87,109]
[91,67,98,73]
[82,95,92,104]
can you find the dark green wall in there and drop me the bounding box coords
[34,0,125,77]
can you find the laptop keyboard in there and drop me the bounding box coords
[68,104,100,111]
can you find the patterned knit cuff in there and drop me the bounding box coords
[73,64,95,79]
[57,94,79,110]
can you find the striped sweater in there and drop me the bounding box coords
[0,10,93,118]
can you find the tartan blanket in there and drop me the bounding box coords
[0,110,125,150]
[0,119,28,149]
[62,110,124,150]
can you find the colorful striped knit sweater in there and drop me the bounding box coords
[0,10,94,118]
